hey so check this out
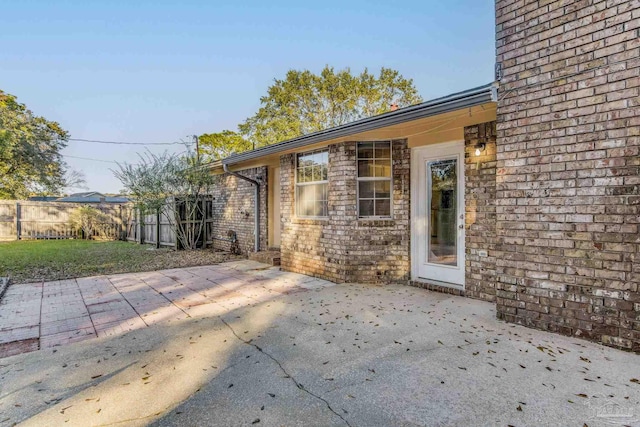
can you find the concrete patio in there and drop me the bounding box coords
[0,261,638,426]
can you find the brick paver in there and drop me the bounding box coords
[0,260,335,358]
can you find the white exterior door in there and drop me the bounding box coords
[412,141,465,287]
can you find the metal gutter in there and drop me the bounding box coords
[197,159,222,172]
[222,164,260,253]
[222,82,495,166]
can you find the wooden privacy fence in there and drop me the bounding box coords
[125,205,177,248]
[124,196,215,249]
[0,200,131,240]
[0,197,218,249]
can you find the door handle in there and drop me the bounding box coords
[458,224,464,229]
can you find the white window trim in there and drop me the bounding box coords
[295,148,329,219]
[357,141,393,219]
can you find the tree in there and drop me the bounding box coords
[69,206,110,239]
[198,130,253,161]
[113,151,216,250]
[113,151,175,219]
[0,90,76,199]
[237,66,423,147]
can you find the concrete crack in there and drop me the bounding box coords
[219,316,353,427]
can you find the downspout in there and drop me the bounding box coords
[223,164,261,253]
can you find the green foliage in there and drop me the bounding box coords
[0,90,73,199]
[69,205,111,239]
[198,130,253,161]
[113,152,217,250]
[113,151,177,215]
[237,66,423,147]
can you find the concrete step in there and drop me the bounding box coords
[248,250,281,266]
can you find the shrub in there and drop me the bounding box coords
[69,206,111,239]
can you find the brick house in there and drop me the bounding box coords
[207,0,639,352]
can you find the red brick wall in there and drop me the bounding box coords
[209,167,268,254]
[465,122,499,302]
[280,140,411,283]
[495,0,639,350]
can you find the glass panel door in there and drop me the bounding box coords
[412,141,465,286]
[427,158,458,266]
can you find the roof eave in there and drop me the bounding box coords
[222,82,496,167]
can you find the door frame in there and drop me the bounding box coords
[411,140,466,288]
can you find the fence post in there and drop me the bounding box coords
[136,208,144,245]
[118,205,124,241]
[139,208,145,244]
[155,209,160,249]
[15,202,21,240]
[173,197,178,251]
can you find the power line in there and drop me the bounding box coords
[68,138,185,146]
[1,130,188,146]
[63,154,118,164]
[63,150,191,165]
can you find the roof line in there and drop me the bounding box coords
[221,82,496,166]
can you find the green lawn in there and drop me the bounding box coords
[0,239,242,284]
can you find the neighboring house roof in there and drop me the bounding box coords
[27,196,60,202]
[221,82,497,167]
[56,193,129,203]
[67,191,102,198]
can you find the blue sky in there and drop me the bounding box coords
[2,0,495,193]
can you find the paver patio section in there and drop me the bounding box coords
[0,260,334,358]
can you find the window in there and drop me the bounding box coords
[296,149,329,217]
[357,141,391,218]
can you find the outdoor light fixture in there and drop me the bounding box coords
[474,142,486,156]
